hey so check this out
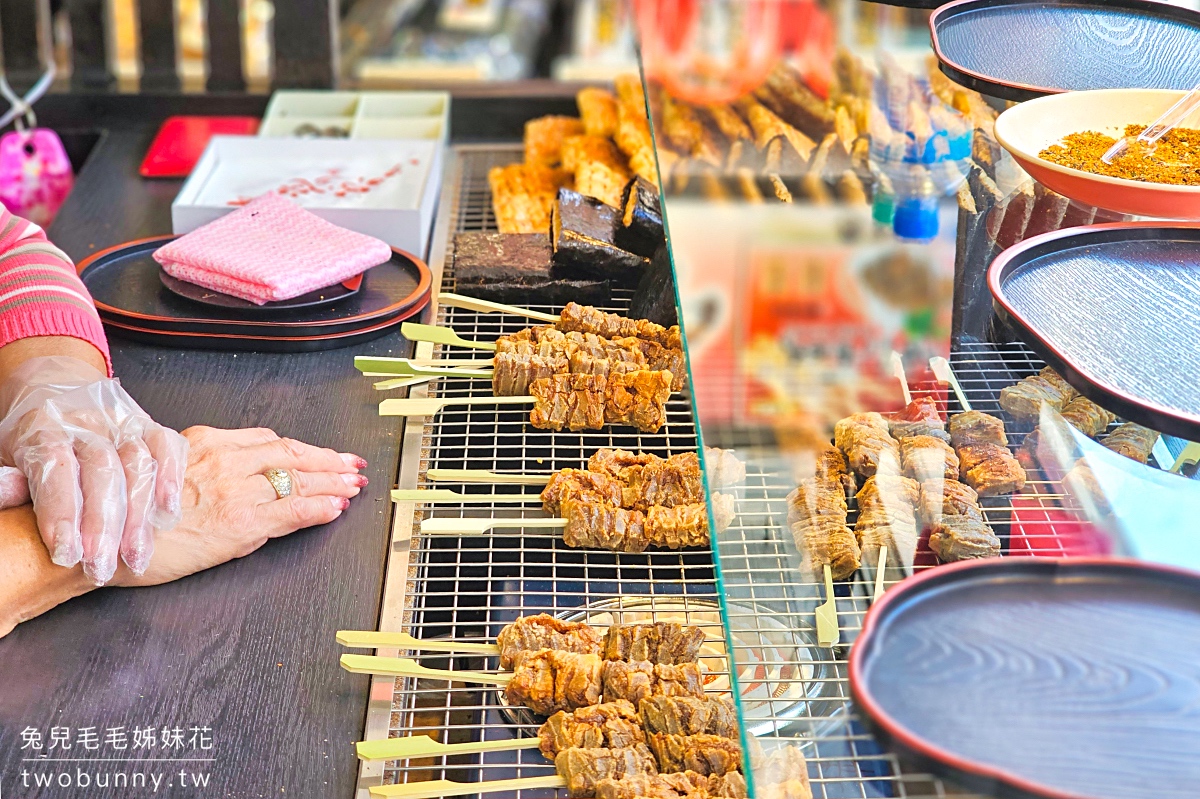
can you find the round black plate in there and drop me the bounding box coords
[930,0,1200,102]
[989,222,1200,442]
[78,236,431,343]
[158,269,364,315]
[851,558,1200,799]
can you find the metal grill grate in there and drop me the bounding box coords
[382,146,721,795]
[376,146,1121,799]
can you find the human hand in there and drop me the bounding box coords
[0,356,189,584]
[110,425,367,588]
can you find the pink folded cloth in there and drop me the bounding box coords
[153,193,392,305]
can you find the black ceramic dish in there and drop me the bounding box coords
[78,236,431,341]
[850,557,1200,799]
[159,269,363,314]
[989,222,1200,442]
[930,0,1200,101]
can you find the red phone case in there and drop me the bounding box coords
[140,116,260,179]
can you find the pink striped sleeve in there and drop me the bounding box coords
[0,208,111,375]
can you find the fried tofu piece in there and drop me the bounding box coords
[525,116,586,167]
[488,163,571,234]
[578,87,620,138]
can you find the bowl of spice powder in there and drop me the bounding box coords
[995,89,1200,219]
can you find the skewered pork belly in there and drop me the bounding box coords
[595,771,748,799]
[789,445,857,580]
[493,352,571,396]
[1101,422,1159,464]
[928,515,1001,561]
[648,733,743,777]
[498,326,685,391]
[948,411,1026,495]
[887,396,950,443]
[498,614,604,669]
[917,479,984,526]
[900,435,959,482]
[639,695,739,739]
[542,469,628,516]
[601,660,706,705]
[999,367,1077,419]
[560,498,719,552]
[559,302,682,350]
[1060,396,1116,438]
[603,622,706,665]
[556,744,660,797]
[834,412,900,478]
[529,370,673,433]
[542,450,707,515]
[540,701,646,758]
[854,475,920,570]
[505,649,605,715]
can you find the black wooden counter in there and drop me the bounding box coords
[0,88,573,798]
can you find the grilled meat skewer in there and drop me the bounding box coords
[530,370,673,433]
[854,475,920,571]
[639,695,739,739]
[789,444,858,580]
[648,733,743,777]
[498,614,708,670]
[948,411,1026,496]
[556,744,660,797]
[596,771,748,799]
[835,412,900,478]
[540,701,646,758]
[999,367,1077,419]
[887,396,950,443]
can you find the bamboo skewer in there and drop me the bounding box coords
[369,775,565,799]
[873,547,888,602]
[890,350,911,406]
[402,322,498,351]
[340,654,512,683]
[380,395,534,418]
[815,564,840,648]
[356,355,495,375]
[426,469,552,485]
[392,489,540,504]
[336,630,500,654]
[930,356,971,411]
[438,292,559,323]
[421,517,569,535]
[357,735,541,763]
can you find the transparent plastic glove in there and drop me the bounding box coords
[0,356,189,584]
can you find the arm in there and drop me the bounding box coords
[0,209,110,378]
[0,425,368,638]
[0,504,94,637]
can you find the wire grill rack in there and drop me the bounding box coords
[375,145,1115,799]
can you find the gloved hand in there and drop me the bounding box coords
[0,356,189,584]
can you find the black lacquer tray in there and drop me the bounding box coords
[850,558,1200,799]
[77,236,431,350]
[930,0,1200,101]
[989,223,1200,441]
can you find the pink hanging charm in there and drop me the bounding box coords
[0,128,74,227]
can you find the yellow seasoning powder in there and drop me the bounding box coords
[1039,124,1200,186]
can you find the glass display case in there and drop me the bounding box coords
[635,6,1200,796]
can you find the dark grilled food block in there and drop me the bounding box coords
[645,503,712,549]
[552,189,650,286]
[601,660,706,706]
[542,469,625,516]
[620,452,705,511]
[606,369,674,433]
[556,744,659,798]
[928,516,1001,562]
[562,499,650,553]
[949,410,1008,449]
[834,412,900,478]
[1102,422,1160,464]
[451,231,613,306]
[999,367,1078,419]
[506,649,604,715]
[493,352,569,396]
[559,302,682,350]
[917,480,984,528]
[497,614,604,670]
[639,695,738,739]
[1059,396,1117,438]
[617,176,665,257]
[603,622,706,665]
[531,373,607,431]
[539,701,646,758]
[648,733,743,777]
[900,435,959,482]
[958,442,1027,496]
[595,771,748,799]
[629,245,679,329]
[792,516,860,580]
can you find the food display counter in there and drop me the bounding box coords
[349,9,1200,799]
